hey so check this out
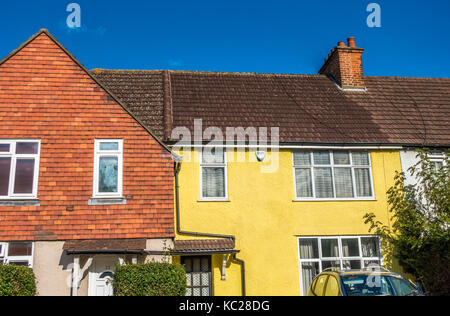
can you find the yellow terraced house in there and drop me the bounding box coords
[92,37,450,296]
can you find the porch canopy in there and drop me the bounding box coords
[171,238,239,256]
[63,238,147,255]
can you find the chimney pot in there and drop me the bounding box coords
[347,37,356,48]
[338,41,346,47]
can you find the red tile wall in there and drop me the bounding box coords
[0,33,174,241]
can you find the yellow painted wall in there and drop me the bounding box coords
[174,149,401,296]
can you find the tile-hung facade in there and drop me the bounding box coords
[93,37,450,296]
[0,30,176,296]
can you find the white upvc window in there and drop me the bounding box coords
[93,139,123,198]
[199,148,228,201]
[0,242,34,267]
[293,150,374,200]
[297,236,382,296]
[428,152,447,172]
[0,243,6,264]
[0,140,41,199]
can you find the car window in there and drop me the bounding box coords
[314,275,328,296]
[342,274,394,296]
[388,277,421,296]
[324,276,340,296]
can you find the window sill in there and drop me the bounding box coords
[293,198,376,202]
[89,197,127,205]
[0,199,40,206]
[197,198,230,202]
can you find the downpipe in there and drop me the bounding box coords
[174,161,246,296]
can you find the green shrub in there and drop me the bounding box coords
[364,150,450,296]
[0,265,36,296]
[114,262,186,296]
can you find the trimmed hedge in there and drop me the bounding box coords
[114,262,186,296]
[0,265,36,296]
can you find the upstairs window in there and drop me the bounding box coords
[93,140,123,198]
[200,148,227,200]
[293,150,374,200]
[0,140,40,199]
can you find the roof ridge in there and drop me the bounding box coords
[91,68,324,78]
[365,75,450,80]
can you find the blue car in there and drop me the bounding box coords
[307,267,424,296]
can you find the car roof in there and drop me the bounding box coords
[320,268,403,278]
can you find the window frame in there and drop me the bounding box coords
[0,242,6,258]
[427,152,447,172]
[1,242,34,268]
[292,150,375,201]
[181,256,213,297]
[92,139,124,198]
[0,139,41,200]
[199,148,229,201]
[297,235,383,296]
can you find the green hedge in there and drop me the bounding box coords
[0,265,36,296]
[114,262,186,296]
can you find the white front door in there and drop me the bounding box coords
[88,257,117,296]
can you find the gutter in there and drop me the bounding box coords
[174,161,246,296]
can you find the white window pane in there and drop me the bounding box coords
[352,152,369,165]
[333,151,350,165]
[301,262,319,295]
[185,288,192,296]
[313,151,330,165]
[98,157,118,193]
[201,287,210,296]
[202,148,224,164]
[201,273,209,286]
[299,238,319,259]
[295,168,313,198]
[192,273,201,286]
[314,168,334,198]
[342,238,360,257]
[202,167,225,198]
[186,274,191,286]
[342,260,362,270]
[16,142,39,155]
[355,168,372,197]
[321,239,339,257]
[334,168,354,198]
[0,144,10,152]
[433,161,443,171]
[100,142,119,151]
[193,288,201,296]
[361,237,380,257]
[7,243,32,256]
[201,258,209,272]
[13,159,35,194]
[193,259,200,272]
[0,157,11,196]
[321,260,340,270]
[364,260,381,268]
[293,152,311,166]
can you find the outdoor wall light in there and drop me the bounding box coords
[255,151,266,162]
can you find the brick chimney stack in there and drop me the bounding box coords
[319,37,365,90]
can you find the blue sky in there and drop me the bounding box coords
[1,0,449,77]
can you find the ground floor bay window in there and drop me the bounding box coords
[298,236,382,296]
